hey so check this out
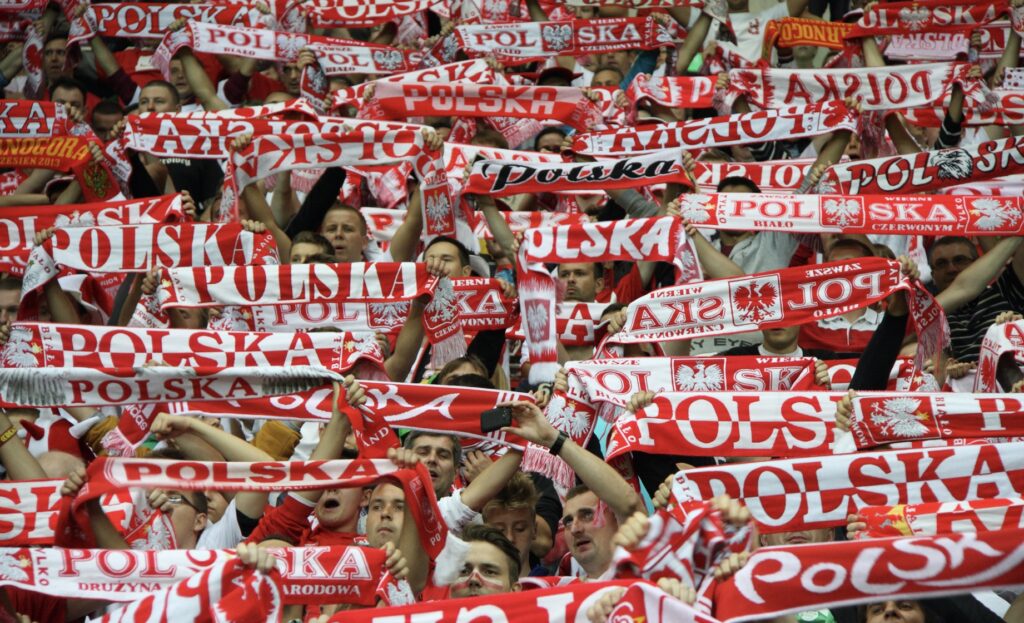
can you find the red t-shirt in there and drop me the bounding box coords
[596,264,646,304]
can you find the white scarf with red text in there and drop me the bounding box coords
[625,74,718,111]
[845,0,1024,40]
[68,2,269,45]
[331,60,494,108]
[976,319,1024,392]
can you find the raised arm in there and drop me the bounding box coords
[937,237,1024,312]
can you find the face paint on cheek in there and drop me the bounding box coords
[451,569,505,593]
[592,499,608,529]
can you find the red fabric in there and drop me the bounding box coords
[596,264,647,305]
[7,587,66,622]
[245,494,318,545]
[798,316,877,352]
[109,48,221,87]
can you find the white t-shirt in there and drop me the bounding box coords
[718,2,791,63]
[438,489,482,535]
[196,498,244,550]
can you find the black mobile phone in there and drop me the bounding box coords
[480,407,513,433]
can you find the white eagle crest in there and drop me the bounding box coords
[898,5,931,31]
[165,26,193,52]
[427,278,459,324]
[2,325,39,368]
[386,579,416,606]
[0,368,68,406]
[674,362,724,392]
[869,397,931,439]
[219,184,237,218]
[541,24,573,52]
[441,34,459,61]
[129,515,174,551]
[0,552,30,582]
[928,149,973,181]
[814,175,838,195]
[372,49,405,71]
[369,302,410,328]
[350,332,383,355]
[546,396,590,440]
[54,210,96,228]
[971,198,1018,231]
[677,195,712,224]
[823,197,861,227]
[305,66,326,94]
[275,33,309,62]
[68,122,92,138]
[525,301,550,342]
[424,193,451,225]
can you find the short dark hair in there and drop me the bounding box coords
[471,128,508,150]
[403,431,462,469]
[827,238,875,260]
[928,236,978,265]
[483,471,539,515]
[461,524,521,582]
[445,373,495,390]
[535,126,567,147]
[326,204,368,236]
[717,176,761,193]
[560,262,604,280]
[425,236,471,270]
[92,100,123,117]
[49,77,86,101]
[0,276,20,292]
[44,30,69,46]
[292,231,334,256]
[435,355,487,384]
[141,79,181,106]
[304,252,337,264]
[565,483,592,502]
[593,65,624,81]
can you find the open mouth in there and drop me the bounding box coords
[322,498,341,510]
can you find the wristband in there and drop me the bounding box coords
[548,430,568,456]
[0,426,17,446]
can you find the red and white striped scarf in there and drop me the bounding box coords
[674,191,1024,237]
[570,101,858,155]
[607,391,839,460]
[672,441,1024,532]
[761,17,852,59]
[727,62,984,111]
[67,2,269,46]
[713,527,1024,623]
[303,0,436,27]
[692,159,812,194]
[613,258,948,370]
[845,0,1024,40]
[466,149,695,196]
[976,319,1024,392]
[517,217,701,383]
[902,90,1024,127]
[0,194,184,276]
[506,302,609,346]
[817,134,1024,195]
[625,74,718,111]
[455,17,680,65]
[857,499,1024,538]
[887,22,1007,60]
[158,262,466,364]
[331,60,494,108]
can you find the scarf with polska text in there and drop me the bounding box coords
[506,302,609,347]
[18,223,276,317]
[0,545,399,607]
[625,74,718,112]
[304,0,436,27]
[0,99,75,137]
[466,149,695,196]
[692,159,812,194]
[606,391,839,460]
[903,90,1024,127]
[887,23,1007,61]
[817,134,1024,195]
[976,319,1024,392]
[727,62,986,112]
[856,499,1024,538]
[612,258,948,371]
[330,59,494,109]
[444,142,564,196]
[843,392,1024,451]
[363,82,604,133]
[158,262,466,365]
[0,194,185,276]
[671,441,1024,533]
[454,17,681,65]
[66,457,448,559]
[222,130,456,238]
[845,0,1024,40]
[571,100,858,156]
[517,217,702,383]
[673,191,1024,237]
[152,21,420,81]
[761,17,852,59]
[712,527,1024,623]
[67,2,270,46]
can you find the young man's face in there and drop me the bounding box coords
[483,505,535,573]
[558,263,603,302]
[562,491,618,576]
[449,540,518,598]
[365,482,405,548]
[408,435,457,497]
[138,85,179,113]
[424,241,470,278]
[320,208,366,263]
[43,39,69,81]
[51,86,85,114]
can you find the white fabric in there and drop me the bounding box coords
[758,344,802,357]
[718,1,791,63]
[712,230,800,275]
[438,488,482,535]
[196,497,244,549]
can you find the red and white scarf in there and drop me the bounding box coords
[445,142,562,195]
[903,90,1024,127]
[817,134,1024,195]
[303,0,436,27]
[727,62,984,111]
[0,480,63,545]
[976,319,1024,392]
[0,194,184,276]
[517,217,701,383]
[506,302,609,346]
[466,149,695,196]
[0,135,120,202]
[613,258,948,370]
[68,2,269,45]
[761,17,852,59]
[455,17,680,65]
[845,392,1024,450]
[571,101,858,155]
[692,159,812,194]
[845,0,1024,40]
[331,60,494,109]
[713,527,1024,623]
[607,391,839,460]
[887,22,1008,60]
[674,191,1024,237]
[672,441,1024,532]
[626,74,718,111]
[158,263,465,364]
[857,499,1024,538]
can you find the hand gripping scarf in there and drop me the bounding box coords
[330,59,494,109]
[466,149,696,196]
[516,216,702,383]
[817,134,1024,195]
[606,391,842,460]
[158,262,466,365]
[857,499,1024,538]
[845,0,1024,40]
[727,62,984,112]
[671,441,1024,532]
[612,257,948,370]
[0,545,401,608]
[0,194,185,276]
[67,2,270,46]
[673,191,1024,236]
[976,319,1024,392]
[222,130,456,238]
[761,17,852,59]
[18,223,276,317]
[570,100,858,156]
[455,17,680,65]
[713,528,1024,623]
[903,90,1024,128]
[65,457,447,559]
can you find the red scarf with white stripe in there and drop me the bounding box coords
[845,0,1024,40]
[68,2,269,46]
[976,319,1024,392]
[626,74,717,111]
[613,258,948,370]
[331,60,494,109]
[858,499,1024,537]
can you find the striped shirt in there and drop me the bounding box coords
[947,269,1024,363]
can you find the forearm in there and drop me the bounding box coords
[179,49,226,112]
[285,167,346,237]
[242,184,291,259]
[559,439,643,518]
[937,237,1024,312]
[478,198,517,258]
[460,450,523,511]
[606,188,660,218]
[849,311,908,391]
[387,184,423,263]
[675,13,712,74]
[15,168,56,194]
[0,414,46,479]
[384,302,425,381]
[859,35,886,67]
[693,233,744,278]
[87,499,130,549]
[44,280,81,324]
[186,418,273,462]
[885,114,921,155]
